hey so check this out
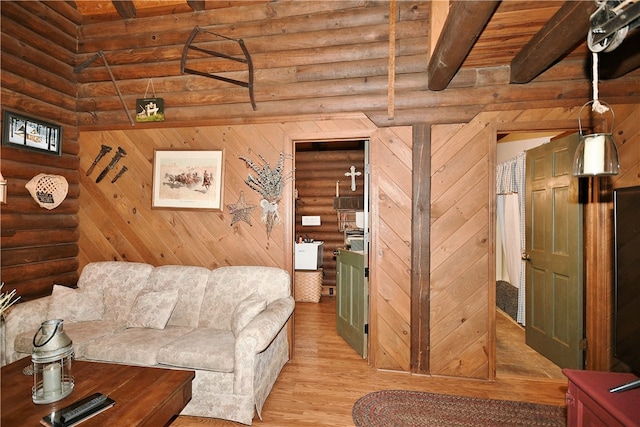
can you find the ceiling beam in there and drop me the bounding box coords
[187,1,206,12]
[427,0,501,91]
[510,1,597,84]
[112,0,136,19]
[429,1,449,56]
[599,29,640,79]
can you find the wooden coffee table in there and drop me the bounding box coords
[1,358,194,426]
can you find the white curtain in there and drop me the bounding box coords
[496,152,526,325]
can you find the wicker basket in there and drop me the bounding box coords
[294,269,323,303]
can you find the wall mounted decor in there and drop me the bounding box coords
[181,26,256,111]
[227,191,256,226]
[86,145,112,176]
[239,151,293,238]
[136,79,165,122]
[2,110,62,156]
[74,51,135,126]
[25,174,68,210]
[96,147,126,183]
[152,149,224,210]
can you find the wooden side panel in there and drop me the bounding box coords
[430,121,491,378]
[370,126,413,371]
[593,105,640,371]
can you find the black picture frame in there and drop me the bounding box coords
[2,110,62,156]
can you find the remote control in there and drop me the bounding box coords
[60,393,108,423]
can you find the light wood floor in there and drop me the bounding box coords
[172,297,567,427]
[496,309,565,379]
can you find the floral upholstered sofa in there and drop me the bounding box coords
[3,261,295,425]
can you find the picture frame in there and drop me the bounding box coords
[152,149,225,210]
[2,110,62,156]
[136,98,165,122]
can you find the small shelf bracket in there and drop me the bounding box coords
[181,26,257,111]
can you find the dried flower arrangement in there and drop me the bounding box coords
[0,283,20,317]
[239,151,293,238]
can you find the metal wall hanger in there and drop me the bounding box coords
[181,26,257,111]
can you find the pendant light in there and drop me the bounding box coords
[572,27,620,177]
[572,99,620,177]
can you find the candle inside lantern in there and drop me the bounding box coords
[42,362,62,395]
[336,181,339,197]
[583,134,605,175]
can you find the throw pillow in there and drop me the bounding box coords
[231,294,267,336]
[48,285,105,322]
[127,289,179,330]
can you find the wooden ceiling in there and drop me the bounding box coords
[73,0,268,21]
[70,0,640,90]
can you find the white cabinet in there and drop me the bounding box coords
[294,242,324,270]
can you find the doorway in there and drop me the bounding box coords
[495,131,567,379]
[293,139,369,358]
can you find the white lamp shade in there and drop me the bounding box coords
[572,133,620,177]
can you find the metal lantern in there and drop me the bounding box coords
[572,101,620,177]
[32,319,74,404]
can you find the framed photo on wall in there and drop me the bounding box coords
[152,149,225,210]
[2,110,62,156]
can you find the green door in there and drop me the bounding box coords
[525,133,583,369]
[336,249,367,358]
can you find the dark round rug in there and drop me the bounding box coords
[352,390,566,427]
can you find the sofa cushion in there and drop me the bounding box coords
[82,325,192,366]
[143,265,210,328]
[231,294,267,337]
[76,261,154,324]
[14,320,120,359]
[48,285,105,323]
[157,328,235,373]
[126,289,179,329]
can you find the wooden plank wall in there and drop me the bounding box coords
[430,105,640,379]
[370,126,413,371]
[78,125,290,269]
[2,0,639,376]
[294,146,365,293]
[430,119,492,378]
[0,1,81,301]
[77,119,413,371]
[592,105,640,371]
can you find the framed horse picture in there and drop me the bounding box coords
[152,149,225,210]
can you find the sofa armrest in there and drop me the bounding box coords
[233,296,294,394]
[3,297,52,365]
[237,296,294,353]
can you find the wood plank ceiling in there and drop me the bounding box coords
[71,0,640,88]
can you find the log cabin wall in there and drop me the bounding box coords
[294,144,365,294]
[0,1,81,301]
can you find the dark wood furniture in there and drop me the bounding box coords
[1,359,194,426]
[564,368,640,427]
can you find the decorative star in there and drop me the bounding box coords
[227,191,256,226]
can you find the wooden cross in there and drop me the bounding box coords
[345,166,361,191]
